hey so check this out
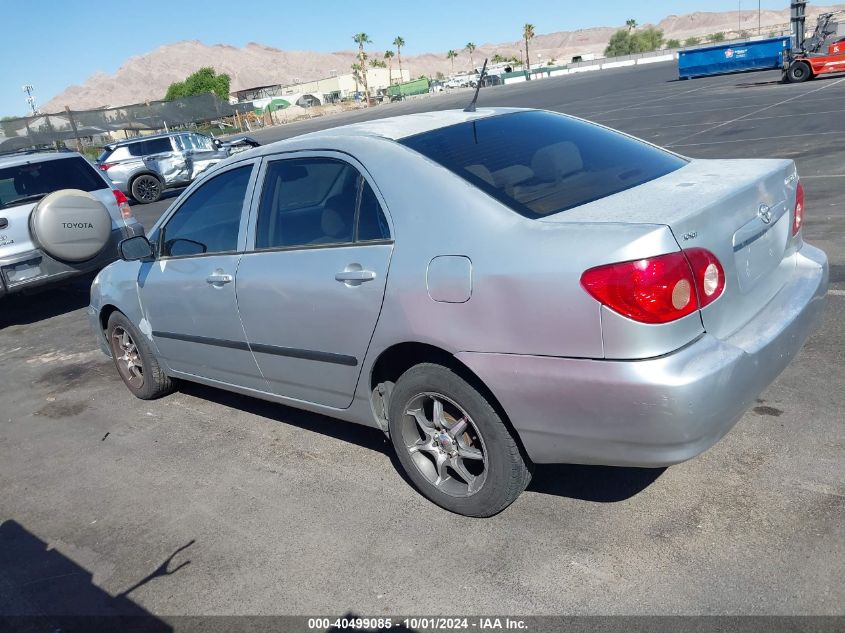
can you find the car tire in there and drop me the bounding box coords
[106,311,173,400]
[388,363,531,517]
[787,61,812,83]
[130,174,163,204]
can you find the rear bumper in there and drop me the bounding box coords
[456,244,829,467]
[0,223,144,299]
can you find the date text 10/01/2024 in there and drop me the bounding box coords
[307,617,528,630]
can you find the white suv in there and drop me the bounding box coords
[0,150,143,299]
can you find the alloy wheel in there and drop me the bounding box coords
[135,176,160,202]
[400,392,488,497]
[110,326,144,390]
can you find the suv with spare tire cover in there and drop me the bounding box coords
[0,150,144,299]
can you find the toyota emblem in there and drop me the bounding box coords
[758,203,773,224]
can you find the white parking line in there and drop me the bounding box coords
[802,174,845,178]
[667,130,845,148]
[829,289,845,296]
[666,77,845,145]
[623,108,845,133]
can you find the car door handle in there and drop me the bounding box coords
[206,271,233,286]
[335,270,376,283]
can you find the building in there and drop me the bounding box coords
[230,84,285,103]
[279,68,412,103]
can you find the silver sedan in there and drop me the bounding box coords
[88,108,828,516]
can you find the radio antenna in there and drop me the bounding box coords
[463,58,489,113]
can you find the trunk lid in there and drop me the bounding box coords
[544,158,800,339]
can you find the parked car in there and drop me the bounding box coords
[0,149,143,300]
[96,132,259,204]
[89,108,828,517]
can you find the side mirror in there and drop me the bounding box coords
[118,235,154,261]
[212,138,222,148]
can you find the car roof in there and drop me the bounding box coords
[107,131,195,148]
[0,150,86,170]
[252,107,530,155]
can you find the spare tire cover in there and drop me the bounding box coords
[30,189,112,262]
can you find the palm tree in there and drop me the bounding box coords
[523,24,535,79]
[626,19,638,32]
[384,50,395,84]
[393,36,406,80]
[353,33,372,104]
[350,63,362,94]
[492,53,505,64]
[465,42,477,71]
[446,49,458,74]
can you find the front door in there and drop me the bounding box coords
[235,154,394,408]
[139,161,266,390]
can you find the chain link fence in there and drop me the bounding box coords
[0,93,254,153]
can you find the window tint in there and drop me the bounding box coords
[400,111,687,219]
[357,180,390,241]
[161,165,252,257]
[125,142,146,157]
[0,156,106,208]
[143,137,173,155]
[256,158,359,249]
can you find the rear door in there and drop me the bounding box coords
[139,160,265,389]
[144,137,188,185]
[236,152,393,408]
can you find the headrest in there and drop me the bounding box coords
[531,141,583,182]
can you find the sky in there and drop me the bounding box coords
[1,0,790,116]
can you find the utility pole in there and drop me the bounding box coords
[738,1,742,33]
[758,0,762,35]
[22,84,38,116]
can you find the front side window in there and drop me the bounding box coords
[192,134,214,150]
[161,165,252,257]
[256,158,361,249]
[400,110,687,218]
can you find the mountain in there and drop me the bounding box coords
[42,5,845,111]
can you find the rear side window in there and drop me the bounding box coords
[400,110,687,218]
[0,156,106,208]
[255,158,391,249]
[357,181,390,241]
[161,165,252,257]
[143,138,173,155]
[256,158,360,249]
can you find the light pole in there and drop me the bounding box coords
[738,1,742,34]
[758,0,762,35]
[22,84,37,116]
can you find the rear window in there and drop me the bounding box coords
[0,156,106,208]
[400,110,687,218]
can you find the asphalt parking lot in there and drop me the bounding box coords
[1,62,843,619]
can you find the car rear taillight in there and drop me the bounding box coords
[793,181,804,236]
[581,252,698,324]
[99,163,114,171]
[112,189,133,221]
[683,247,725,309]
[581,249,726,324]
